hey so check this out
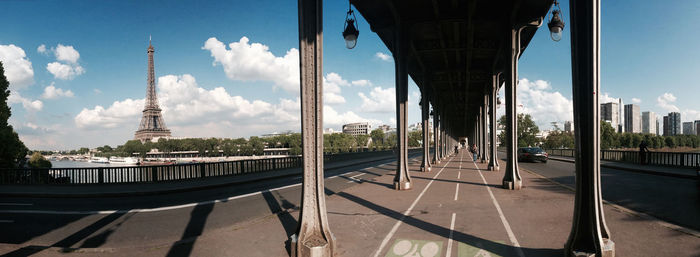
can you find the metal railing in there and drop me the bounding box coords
[0,148,423,185]
[544,148,700,168]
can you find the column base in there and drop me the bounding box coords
[290,233,333,257]
[502,180,522,190]
[420,166,431,172]
[394,180,412,190]
[568,239,614,257]
[487,164,499,171]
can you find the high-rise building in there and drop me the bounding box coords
[669,112,681,135]
[135,39,171,143]
[683,122,695,135]
[663,116,670,136]
[564,121,573,133]
[656,119,660,135]
[696,120,700,136]
[600,102,619,131]
[641,111,656,134]
[618,98,624,133]
[624,104,641,133]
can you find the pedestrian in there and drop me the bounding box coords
[454,145,459,154]
[639,140,649,165]
[470,143,478,161]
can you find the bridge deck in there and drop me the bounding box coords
[1,151,698,256]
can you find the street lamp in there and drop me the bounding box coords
[547,0,565,42]
[343,3,360,49]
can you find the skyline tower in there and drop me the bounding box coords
[134,38,171,143]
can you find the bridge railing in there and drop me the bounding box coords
[543,148,700,168]
[0,148,423,185]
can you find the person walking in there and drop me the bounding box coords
[470,143,478,161]
[639,140,649,165]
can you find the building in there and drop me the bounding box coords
[377,124,394,133]
[564,121,573,133]
[261,131,296,138]
[669,112,681,135]
[134,39,172,143]
[624,104,641,133]
[663,116,670,136]
[323,128,340,134]
[656,119,660,135]
[683,122,695,135]
[641,111,656,134]
[342,122,370,136]
[696,120,700,136]
[600,102,619,131]
[618,98,624,133]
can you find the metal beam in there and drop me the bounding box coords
[502,27,523,190]
[393,23,412,191]
[488,73,501,171]
[292,0,335,256]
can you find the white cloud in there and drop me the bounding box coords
[15,122,53,135]
[74,98,144,129]
[47,61,85,80]
[54,44,80,63]
[41,83,74,99]
[0,44,35,89]
[599,92,619,104]
[358,86,395,113]
[375,52,392,62]
[37,44,47,54]
[683,109,700,122]
[8,91,43,112]
[516,78,573,128]
[323,105,381,127]
[656,92,680,112]
[93,89,102,94]
[351,79,372,87]
[322,72,347,104]
[202,37,300,94]
[631,98,641,104]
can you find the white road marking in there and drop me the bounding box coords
[0,158,417,215]
[0,203,33,206]
[458,171,460,179]
[372,157,453,257]
[346,173,364,183]
[0,220,14,223]
[472,160,525,257]
[454,184,459,201]
[445,212,456,257]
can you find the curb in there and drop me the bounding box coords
[548,156,697,180]
[0,153,422,198]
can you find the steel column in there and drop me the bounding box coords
[488,73,500,171]
[292,0,335,255]
[481,93,490,163]
[502,27,523,190]
[432,111,440,164]
[565,0,614,256]
[420,96,432,172]
[393,24,412,191]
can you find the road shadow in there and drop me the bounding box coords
[261,190,299,254]
[410,176,501,189]
[165,202,214,257]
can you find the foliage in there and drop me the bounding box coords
[408,130,422,147]
[497,114,540,147]
[28,152,52,168]
[543,130,574,149]
[0,61,28,168]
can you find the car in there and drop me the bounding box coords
[517,147,548,163]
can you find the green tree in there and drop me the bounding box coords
[28,152,52,168]
[599,121,618,149]
[370,128,385,146]
[408,130,423,147]
[497,114,540,147]
[0,61,28,168]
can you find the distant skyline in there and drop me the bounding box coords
[1,0,700,150]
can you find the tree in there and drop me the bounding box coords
[600,121,618,149]
[408,130,422,147]
[28,152,52,168]
[370,128,385,146]
[0,61,28,168]
[497,114,540,147]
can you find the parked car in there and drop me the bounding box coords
[517,147,548,163]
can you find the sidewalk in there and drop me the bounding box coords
[29,150,691,257]
[548,155,698,179]
[0,153,412,198]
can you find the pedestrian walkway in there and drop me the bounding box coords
[2,151,698,256]
[548,155,698,179]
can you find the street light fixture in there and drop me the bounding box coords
[343,3,360,49]
[548,0,565,42]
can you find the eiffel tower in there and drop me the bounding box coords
[134,38,171,143]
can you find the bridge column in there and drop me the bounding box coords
[432,111,440,164]
[502,27,523,190]
[420,95,431,172]
[393,24,412,191]
[565,0,614,256]
[488,73,500,171]
[292,0,335,255]
[481,92,490,163]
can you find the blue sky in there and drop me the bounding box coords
[1,0,699,150]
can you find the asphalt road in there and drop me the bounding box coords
[499,152,700,231]
[0,153,422,252]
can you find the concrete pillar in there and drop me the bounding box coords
[393,24,412,191]
[481,93,490,163]
[432,111,440,164]
[502,27,523,190]
[565,0,615,256]
[420,96,431,172]
[292,0,335,255]
[488,73,500,171]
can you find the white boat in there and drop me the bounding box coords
[109,156,138,164]
[89,157,110,164]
